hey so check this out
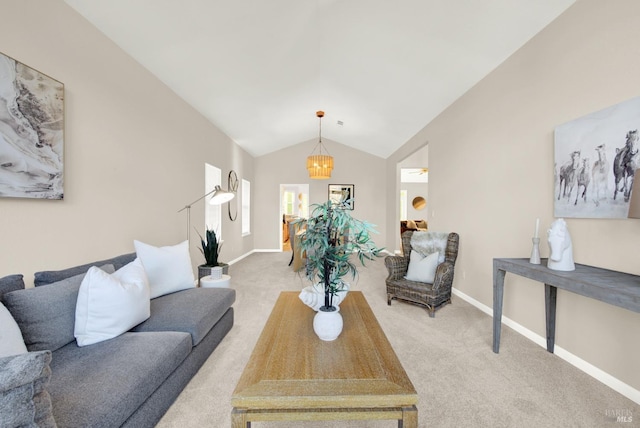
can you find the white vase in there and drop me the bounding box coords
[313,307,343,341]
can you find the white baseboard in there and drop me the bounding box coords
[227,249,259,266]
[452,287,640,405]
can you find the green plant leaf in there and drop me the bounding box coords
[197,226,221,266]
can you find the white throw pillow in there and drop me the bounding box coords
[75,258,151,347]
[0,302,28,357]
[404,250,439,283]
[134,240,195,298]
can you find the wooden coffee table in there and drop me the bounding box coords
[231,291,418,427]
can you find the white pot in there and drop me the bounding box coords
[313,306,343,341]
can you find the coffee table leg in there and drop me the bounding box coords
[231,408,249,428]
[399,405,418,427]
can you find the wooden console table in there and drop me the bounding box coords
[493,258,640,354]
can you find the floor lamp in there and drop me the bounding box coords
[178,185,235,248]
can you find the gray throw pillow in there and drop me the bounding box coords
[0,274,25,298]
[0,350,56,428]
[2,265,115,352]
[34,253,136,286]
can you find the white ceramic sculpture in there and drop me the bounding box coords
[299,281,349,311]
[547,218,575,271]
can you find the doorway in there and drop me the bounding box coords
[396,144,429,253]
[279,184,309,251]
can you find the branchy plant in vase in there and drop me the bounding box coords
[297,199,383,312]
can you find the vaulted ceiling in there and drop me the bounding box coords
[64,0,575,158]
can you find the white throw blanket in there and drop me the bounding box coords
[410,232,449,264]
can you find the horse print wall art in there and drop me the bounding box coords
[554,96,639,218]
[0,52,64,199]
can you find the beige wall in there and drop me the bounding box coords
[254,138,386,250]
[0,0,254,284]
[388,0,640,397]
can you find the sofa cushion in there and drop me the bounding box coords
[75,259,151,347]
[404,250,439,283]
[0,302,28,357]
[134,240,195,298]
[0,350,56,428]
[132,287,236,346]
[0,274,25,299]
[3,265,115,352]
[49,331,191,428]
[34,253,136,287]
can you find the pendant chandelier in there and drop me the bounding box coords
[306,110,333,179]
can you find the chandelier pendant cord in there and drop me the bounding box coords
[310,113,331,156]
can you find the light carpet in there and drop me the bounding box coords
[156,252,638,427]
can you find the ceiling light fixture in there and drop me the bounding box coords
[306,111,333,179]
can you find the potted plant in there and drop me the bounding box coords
[297,199,383,340]
[196,227,229,281]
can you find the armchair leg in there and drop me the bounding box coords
[387,294,393,305]
[428,306,435,318]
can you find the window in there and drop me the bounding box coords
[400,190,407,221]
[242,179,250,235]
[299,192,309,218]
[205,164,222,239]
[283,191,295,215]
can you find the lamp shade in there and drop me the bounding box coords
[628,169,640,218]
[306,154,334,179]
[209,185,235,205]
[307,110,333,179]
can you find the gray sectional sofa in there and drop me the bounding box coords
[0,252,235,428]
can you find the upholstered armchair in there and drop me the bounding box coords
[385,230,459,317]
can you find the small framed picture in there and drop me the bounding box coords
[328,184,355,210]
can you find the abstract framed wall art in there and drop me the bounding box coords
[328,184,354,210]
[0,52,64,199]
[554,96,639,218]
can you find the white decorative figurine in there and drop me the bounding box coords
[299,282,349,311]
[529,217,541,264]
[546,218,575,271]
